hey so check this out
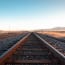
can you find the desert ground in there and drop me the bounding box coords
[0,31,65,39]
[0,31,24,40]
[37,31,65,38]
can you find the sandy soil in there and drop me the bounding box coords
[0,31,23,39]
[38,31,65,38]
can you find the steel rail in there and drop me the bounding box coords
[34,32,65,63]
[0,32,31,65]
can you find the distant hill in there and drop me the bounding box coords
[50,27,65,31]
[0,30,29,33]
[34,27,65,32]
[51,27,65,31]
[0,30,6,33]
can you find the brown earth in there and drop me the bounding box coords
[37,31,65,38]
[0,31,23,39]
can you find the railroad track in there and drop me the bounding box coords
[36,33,65,56]
[0,32,65,65]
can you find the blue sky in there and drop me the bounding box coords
[0,0,65,30]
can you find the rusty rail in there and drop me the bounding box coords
[0,32,65,65]
[34,32,65,63]
[0,32,31,65]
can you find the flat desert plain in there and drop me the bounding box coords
[38,31,65,38]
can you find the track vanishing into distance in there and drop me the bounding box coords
[0,32,65,65]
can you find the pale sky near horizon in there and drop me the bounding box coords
[0,0,65,31]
